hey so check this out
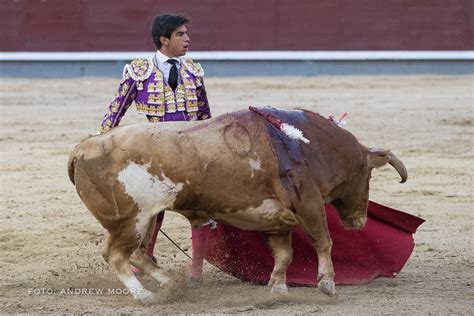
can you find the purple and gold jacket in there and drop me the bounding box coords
[99,57,211,133]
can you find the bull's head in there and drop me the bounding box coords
[331,148,407,231]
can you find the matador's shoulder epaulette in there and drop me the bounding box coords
[123,57,154,81]
[181,58,205,77]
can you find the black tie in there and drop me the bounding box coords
[167,59,178,90]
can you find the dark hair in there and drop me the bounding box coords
[151,14,189,49]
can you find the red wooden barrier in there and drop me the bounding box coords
[1,0,472,51]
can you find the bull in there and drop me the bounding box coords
[67,107,407,302]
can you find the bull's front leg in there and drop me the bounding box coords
[265,231,293,294]
[315,237,335,296]
[297,198,336,296]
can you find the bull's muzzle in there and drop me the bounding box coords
[342,216,367,231]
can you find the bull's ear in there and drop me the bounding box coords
[367,147,390,168]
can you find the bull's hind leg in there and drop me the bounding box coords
[297,198,336,296]
[265,231,293,294]
[106,220,155,303]
[128,211,170,286]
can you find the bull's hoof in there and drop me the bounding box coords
[270,283,289,295]
[267,277,276,287]
[133,289,155,304]
[342,217,367,231]
[318,279,336,296]
[151,271,170,286]
[159,275,170,286]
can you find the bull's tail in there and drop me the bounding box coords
[68,134,102,185]
[67,146,78,185]
[67,136,91,185]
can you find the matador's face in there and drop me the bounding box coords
[160,25,190,58]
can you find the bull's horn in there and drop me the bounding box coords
[388,152,408,183]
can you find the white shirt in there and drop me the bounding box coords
[154,50,181,83]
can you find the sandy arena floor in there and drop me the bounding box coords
[0,75,472,314]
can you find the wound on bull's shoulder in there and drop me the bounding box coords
[223,122,252,157]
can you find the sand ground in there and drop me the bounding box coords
[0,75,472,314]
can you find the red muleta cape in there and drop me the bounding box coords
[204,201,424,285]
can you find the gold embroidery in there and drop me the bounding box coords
[175,86,186,112]
[148,93,164,105]
[182,58,204,77]
[187,100,198,112]
[177,101,186,112]
[136,101,147,113]
[153,69,163,82]
[100,125,111,133]
[157,104,165,116]
[148,116,160,123]
[147,82,163,92]
[110,101,120,113]
[166,100,177,113]
[160,84,176,113]
[188,113,198,121]
[179,67,188,79]
[131,59,152,78]
[164,86,173,96]
[182,77,191,85]
[136,102,165,117]
[176,84,185,95]
[185,89,197,101]
[120,82,130,96]
[180,69,195,89]
[165,94,175,102]
[123,58,154,81]
[195,77,202,87]
[147,82,156,92]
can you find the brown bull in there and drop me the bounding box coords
[67,108,407,302]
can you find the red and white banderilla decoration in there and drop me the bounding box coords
[249,106,310,144]
[328,112,348,126]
